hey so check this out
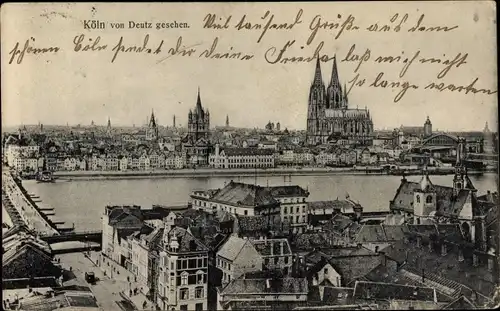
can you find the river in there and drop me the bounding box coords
[22,173,498,231]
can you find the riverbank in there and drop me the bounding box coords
[2,171,60,235]
[49,167,478,180]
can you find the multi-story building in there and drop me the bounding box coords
[251,238,293,274]
[266,186,310,234]
[157,220,209,311]
[101,205,144,263]
[191,181,281,222]
[209,145,275,169]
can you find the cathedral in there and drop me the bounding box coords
[306,57,374,146]
[182,88,211,166]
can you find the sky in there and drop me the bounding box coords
[1,2,497,131]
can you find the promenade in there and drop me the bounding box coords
[2,171,59,236]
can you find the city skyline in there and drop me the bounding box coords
[2,2,497,132]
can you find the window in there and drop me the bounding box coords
[296,216,299,223]
[228,275,231,281]
[195,303,203,311]
[284,206,287,214]
[296,207,299,213]
[265,258,269,265]
[324,268,328,274]
[228,263,231,271]
[426,195,433,203]
[284,257,289,264]
[244,210,248,216]
[195,286,204,298]
[170,262,174,270]
[197,271,204,284]
[198,258,203,268]
[274,257,279,264]
[416,195,420,203]
[180,288,189,300]
[181,272,188,285]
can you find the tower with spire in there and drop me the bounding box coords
[306,56,373,146]
[146,109,159,141]
[173,115,176,128]
[187,87,210,142]
[306,57,327,145]
[226,115,230,128]
[424,116,433,138]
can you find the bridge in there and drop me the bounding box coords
[41,230,102,244]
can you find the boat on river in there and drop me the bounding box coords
[36,171,56,183]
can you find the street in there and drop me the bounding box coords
[57,252,137,311]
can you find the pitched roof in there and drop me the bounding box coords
[354,281,436,301]
[211,181,278,207]
[217,235,252,261]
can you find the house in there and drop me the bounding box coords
[157,222,209,311]
[217,277,308,311]
[266,185,310,234]
[216,235,263,285]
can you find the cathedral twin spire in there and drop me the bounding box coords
[311,56,347,109]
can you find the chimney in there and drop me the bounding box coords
[472,253,479,267]
[458,248,464,262]
[441,244,447,257]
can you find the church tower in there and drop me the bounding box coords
[226,115,230,127]
[106,117,112,136]
[423,116,432,138]
[146,110,159,141]
[187,88,210,142]
[306,57,327,145]
[413,169,436,225]
[326,56,344,109]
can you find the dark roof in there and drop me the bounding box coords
[353,281,436,301]
[323,286,355,305]
[266,185,309,198]
[166,226,209,253]
[236,215,271,236]
[328,255,382,285]
[211,181,278,207]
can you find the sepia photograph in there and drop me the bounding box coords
[1,2,499,310]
